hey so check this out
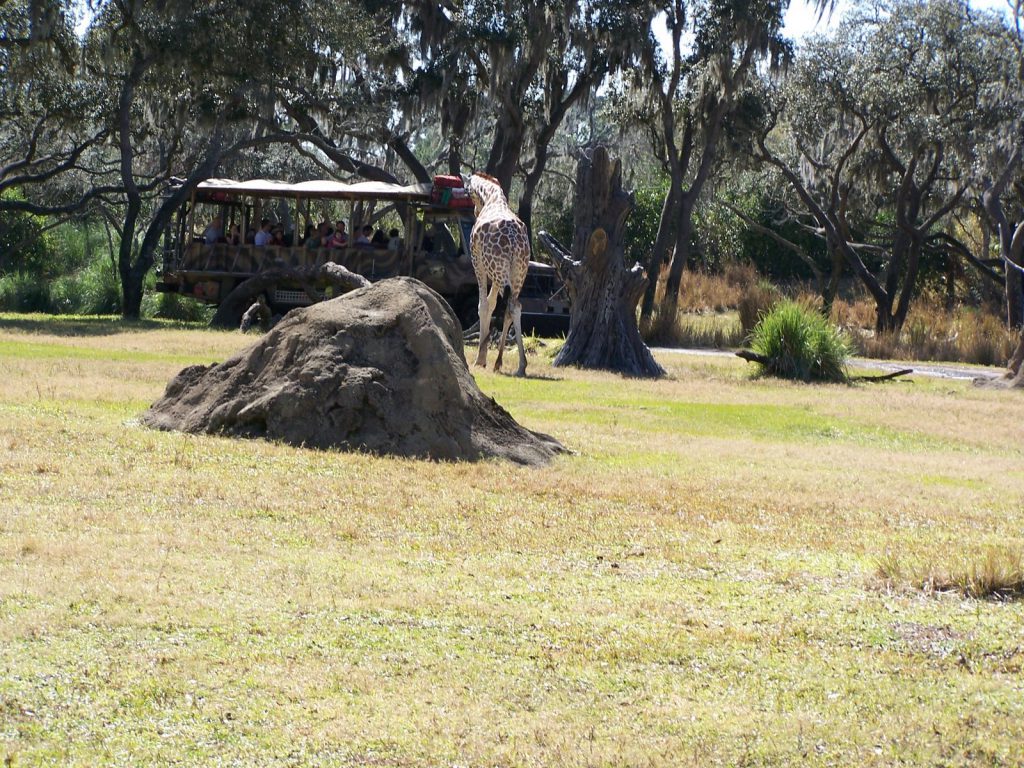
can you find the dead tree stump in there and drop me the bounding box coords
[537,146,664,378]
[984,334,1024,389]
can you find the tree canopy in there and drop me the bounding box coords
[0,0,1021,341]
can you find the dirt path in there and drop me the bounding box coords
[653,347,1004,382]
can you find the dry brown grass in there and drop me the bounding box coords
[832,295,1018,366]
[643,308,744,348]
[2,313,1024,766]
[645,263,766,347]
[877,546,1024,599]
[652,268,1017,365]
[656,261,760,314]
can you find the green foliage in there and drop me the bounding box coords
[749,301,851,382]
[1,247,121,315]
[692,199,743,270]
[624,183,667,267]
[0,193,52,277]
[727,182,828,282]
[70,257,122,315]
[141,291,214,323]
[46,221,105,277]
[0,273,52,312]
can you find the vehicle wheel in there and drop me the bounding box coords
[453,293,479,330]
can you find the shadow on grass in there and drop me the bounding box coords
[0,314,210,337]
[499,372,565,381]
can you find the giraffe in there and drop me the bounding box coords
[464,172,530,377]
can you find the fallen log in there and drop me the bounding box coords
[735,349,913,383]
[735,349,770,365]
[850,368,914,382]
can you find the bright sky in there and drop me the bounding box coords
[783,0,849,38]
[783,0,1016,39]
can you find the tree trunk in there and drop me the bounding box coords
[485,112,525,195]
[537,147,664,378]
[1006,334,1024,386]
[660,196,697,320]
[823,250,845,316]
[1005,221,1024,329]
[640,180,680,326]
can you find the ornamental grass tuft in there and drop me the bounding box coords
[749,300,851,383]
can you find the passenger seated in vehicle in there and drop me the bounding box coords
[271,226,286,246]
[307,222,332,249]
[254,219,273,247]
[300,224,316,247]
[354,225,374,247]
[372,227,388,247]
[387,228,401,252]
[328,221,348,248]
[203,216,223,244]
[226,224,242,246]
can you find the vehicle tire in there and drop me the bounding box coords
[453,292,479,330]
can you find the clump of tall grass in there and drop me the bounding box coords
[748,300,851,382]
[141,291,214,322]
[2,247,121,315]
[675,262,760,312]
[642,262,771,348]
[848,312,1017,366]
[647,261,760,315]
[738,279,783,333]
[645,309,744,348]
[876,547,1024,600]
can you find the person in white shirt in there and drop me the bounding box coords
[387,228,401,252]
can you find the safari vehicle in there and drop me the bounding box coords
[156,177,570,334]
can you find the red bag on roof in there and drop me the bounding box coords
[432,175,463,189]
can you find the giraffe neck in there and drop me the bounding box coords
[479,184,509,212]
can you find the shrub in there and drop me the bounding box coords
[0,193,52,277]
[141,291,214,322]
[0,272,53,312]
[73,257,122,315]
[749,300,851,382]
[738,279,783,333]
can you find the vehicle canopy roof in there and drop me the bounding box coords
[195,178,434,203]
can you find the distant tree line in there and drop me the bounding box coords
[1,0,1021,344]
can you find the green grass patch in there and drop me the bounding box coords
[0,337,218,365]
[0,311,212,335]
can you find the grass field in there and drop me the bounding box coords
[1,313,1023,767]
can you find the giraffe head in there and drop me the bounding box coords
[465,172,505,215]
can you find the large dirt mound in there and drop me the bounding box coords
[142,278,565,465]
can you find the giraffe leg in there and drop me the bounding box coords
[494,299,513,373]
[475,281,500,368]
[512,297,527,377]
